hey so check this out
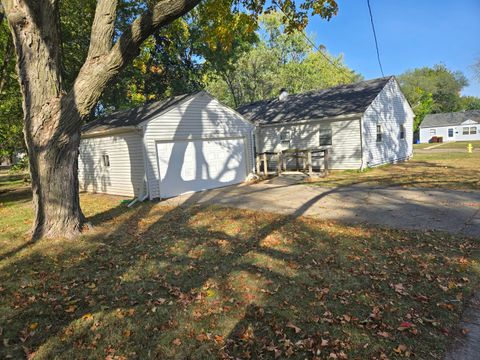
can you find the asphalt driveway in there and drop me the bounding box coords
[162,176,480,238]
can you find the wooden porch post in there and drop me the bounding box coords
[256,154,261,175]
[277,152,282,174]
[295,149,299,171]
[303,150,306,171]
[263,153,268,176]
[324,149,330,175]
[307,150,312,177]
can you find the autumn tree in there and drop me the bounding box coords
[206,11,357,108]
[0,0,338,239]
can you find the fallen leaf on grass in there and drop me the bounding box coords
[393,344,407,354]
[377,331,391,338]
[392,283,408,296]
[286,322,302,334]
[81,313,93,321]
[172,338,181,346]
[397,321,413,331]
[65,305,77,313]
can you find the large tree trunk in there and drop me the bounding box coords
[28,113,84,239]
[4,0,85,239]
[2,0,201,239]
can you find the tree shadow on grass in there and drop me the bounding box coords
[1,189,479,359]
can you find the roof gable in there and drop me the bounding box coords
[82,92,200,134]
[461,119,479,125]
[236,76,394,125]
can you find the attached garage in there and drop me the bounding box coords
[79,91,255,200]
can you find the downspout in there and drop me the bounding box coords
[128,125,150,207]
[251,126,257,173]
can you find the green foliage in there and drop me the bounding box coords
[398,64,468,114]
[0,19,23,160]
[205,11,359,108]
[459,95,480,110]
[9,156,28,172]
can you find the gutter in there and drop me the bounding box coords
[257,112,364,128]
[81,126,139,138]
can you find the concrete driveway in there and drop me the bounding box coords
[162,176,480,238]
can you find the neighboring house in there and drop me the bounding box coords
[79,91,255,200]
[419,111,480,143]
[237,76,414,169]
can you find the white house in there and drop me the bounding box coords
[237,76,414,169]
[78,91,255,200]
[419,111,480,143]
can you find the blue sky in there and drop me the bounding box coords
[306,0,480,96]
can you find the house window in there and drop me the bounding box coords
[430,129,436,136]
[319,125,332,146]
[400,125,405,140]
[463,127,470,135]
[376,124,382,142]
[280,130,291,142]
[448,128,454,137]
[102,154,110,167]
[470,127,477,135]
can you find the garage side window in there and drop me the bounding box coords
[376,124,382,142]
[470,127,477,135]
[463,127,469,135]
[400,125,405,140]
[448,128,454,137]
[430,129,436,136]
[102,154,110,167]
[319,125,332,146]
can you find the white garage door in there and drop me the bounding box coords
[156,137,247,198]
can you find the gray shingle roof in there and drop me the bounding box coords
[236,76,393,125]
[420,111,480,128]
[82,92,197,134]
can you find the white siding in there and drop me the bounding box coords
[419,126,455,143]
[419,122,480,143]
[362,78,414,167]
[256,119,363,170]
[78,132,144,197]
[143,92,255,199]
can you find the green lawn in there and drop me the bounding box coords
[433,141,480,150]
[1,174,479,359]
[310,150,480,190]
[413,141,480,150]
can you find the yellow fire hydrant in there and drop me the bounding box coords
[467,143,473,153]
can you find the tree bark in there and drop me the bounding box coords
[2,0,201,239]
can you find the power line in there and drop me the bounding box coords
[366,0,385,76]
[272,2,354,80]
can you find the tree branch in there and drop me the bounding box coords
[108,0,201,68]
[71,0,201,120]
[87,0,118,59]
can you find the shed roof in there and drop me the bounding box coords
[236,76,393,125]
[82,92,198,134]
[420,111,480,128]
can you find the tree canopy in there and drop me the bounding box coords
[205,11,360,108]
